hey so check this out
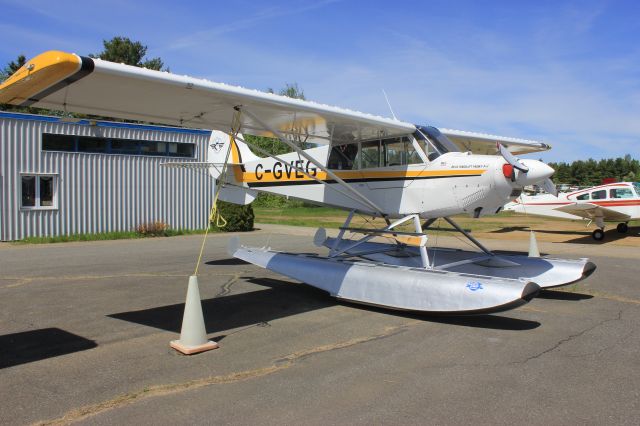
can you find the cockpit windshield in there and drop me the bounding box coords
[414,125,459,161]
[633,182,640,197]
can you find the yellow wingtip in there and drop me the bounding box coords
[0,50,81,105]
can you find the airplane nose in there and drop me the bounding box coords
[515,159,554,185]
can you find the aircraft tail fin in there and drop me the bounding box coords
[207,131,260,179]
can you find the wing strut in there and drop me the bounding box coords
[442,217,493,256]
[237,106,385,216]
[327,213,431,269]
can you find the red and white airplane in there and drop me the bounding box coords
[505,182,640,240]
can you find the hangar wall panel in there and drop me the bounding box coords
[0,113,213,241]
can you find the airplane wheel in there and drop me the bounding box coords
[592,229,605,241]
[617,223,629,233]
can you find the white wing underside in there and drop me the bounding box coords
[2,52,551,154]
[555,203,631,222]
[26,58,416,145]
[440,129,551,155]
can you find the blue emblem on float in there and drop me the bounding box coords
[466,281,484,291]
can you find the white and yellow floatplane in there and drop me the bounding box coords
[0,51,596,314]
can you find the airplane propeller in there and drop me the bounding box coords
[497,142,529,173]
[541,178,558,197]
[497,142,557,195]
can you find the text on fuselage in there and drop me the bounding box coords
[254,160,318,180]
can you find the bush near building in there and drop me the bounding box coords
[136,221,170,236]
[215,201,254,232]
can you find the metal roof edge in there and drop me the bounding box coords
[0,110,211,135]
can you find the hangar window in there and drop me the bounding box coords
[21,174,57,209]
[42,134,195,158]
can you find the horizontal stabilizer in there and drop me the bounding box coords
[217,185,257,205]
[161,162,242,169]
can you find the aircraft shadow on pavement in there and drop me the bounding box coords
[492,226,639,245]
[109,275,540,333]
[108,276,336,336]
[561,228,639,244]
[342,302,541,331]
[490,226,531,234]
[205,258,250,266]
[537,289,594,301]
[0,328,97,369]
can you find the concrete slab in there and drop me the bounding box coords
[0,227,639,425]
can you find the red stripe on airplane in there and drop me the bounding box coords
[520,200,640,207]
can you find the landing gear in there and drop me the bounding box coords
[592,229,605,241]
[617,222,629,234]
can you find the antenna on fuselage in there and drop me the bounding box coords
[382,89,398,121]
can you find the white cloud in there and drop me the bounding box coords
[1,0,636,162]
[166,0,343,51]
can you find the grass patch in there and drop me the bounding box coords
[13,228,211,245]
[253,207,573,234]
[254,206,345,217]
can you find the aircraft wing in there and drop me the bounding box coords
[440,129,551,155]
[0,50,416,145]
[555,203,631,222]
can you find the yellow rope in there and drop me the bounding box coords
[194,114,241,276]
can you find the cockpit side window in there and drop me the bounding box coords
[591,189,607,200]
[576,193,590,200]
[633,182,640,196]
[382,137,422,166]
[327,143,358,170]
[349,137,423,169]
[610,188,634,199]
[355,140,381,169]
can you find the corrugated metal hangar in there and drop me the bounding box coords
[0,111,213,241]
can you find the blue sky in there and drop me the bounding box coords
[1,0,638,162]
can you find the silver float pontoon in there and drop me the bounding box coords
[229,213,595,315]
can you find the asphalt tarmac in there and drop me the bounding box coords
[1,226,639,425]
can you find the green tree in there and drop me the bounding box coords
[90,37,166,70]
[549,155,640,186]
[0,54,26,81]
[267,83,306,100]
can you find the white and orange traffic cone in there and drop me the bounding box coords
[528,231,540,258]
[170,275,218,355]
